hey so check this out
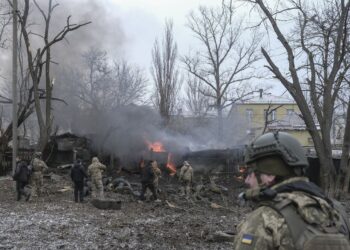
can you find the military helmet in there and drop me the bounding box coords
[245,131,309,176]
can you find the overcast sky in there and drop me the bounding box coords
[109,0,221,69]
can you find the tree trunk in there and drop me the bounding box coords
[341,100,350,192]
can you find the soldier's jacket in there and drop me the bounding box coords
[179,164,193,182]
[88,157,106,180]
[233,177,350,250]
[151,161,161,183]
[32,158,48,172]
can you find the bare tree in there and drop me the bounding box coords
[261,103,284,134]
[10,0,90,151]
[182,2,260,139]
[78,47,112,112]
[75,47,148,152]
[245,0,350,194]
[151,20,182,126]
[112,60,148,107]
[77,48,147,111]
[0,2,11,49]
[185,74,210,117]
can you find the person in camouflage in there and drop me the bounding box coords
[151,160,161,195]
[87,157,106,199]
[30,152,48,198]
[233,131,350,250]
[179,161,193,198]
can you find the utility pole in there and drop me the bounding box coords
[12,0,18,175]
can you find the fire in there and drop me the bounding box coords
[144,138,177,175]
[166,153,177,175]
[145,140,165,152]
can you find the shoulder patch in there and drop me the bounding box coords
[242,234,254,244]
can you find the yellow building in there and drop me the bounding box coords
[230,90,314,147]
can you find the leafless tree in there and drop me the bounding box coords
[77,48,147,111]
[185,74,210,117]
[0,2,11,49]
[244,0,350,194]
[182,2,260,139]
[262,103,284,134]
[112,60,148,107]
[77,47,112,112]
[75,47,148,152]
[151,20,182,126]
[9,0,90,151]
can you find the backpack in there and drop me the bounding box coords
[13,161,31,182]
[270,198,350,250]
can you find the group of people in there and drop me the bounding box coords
[13,152,48,201]
[70,156,107,202]
[138,159,194,202]
[13,131,350,248]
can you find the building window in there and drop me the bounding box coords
[246,109,253,123]
[264,109,276,121]
[271,110,276,121]
[287,109,294,116]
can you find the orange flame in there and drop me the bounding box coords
[145,140,165,152]
[166,153,177,175]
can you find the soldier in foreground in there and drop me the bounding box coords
[233,131,350,250]
[88,157,106,199]
[30,152,48,198]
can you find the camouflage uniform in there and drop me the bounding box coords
[233,177,349,249]
[87,157,106,199]
[179,161,193,197]
[151,161,161,193]
[30,154,48,197]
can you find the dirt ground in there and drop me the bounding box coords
[0,172,250,250]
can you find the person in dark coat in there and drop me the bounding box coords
[70,159,88,202]
[139,160,158,201]
[13,157,31,201]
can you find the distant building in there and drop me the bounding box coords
[230,89,316,147]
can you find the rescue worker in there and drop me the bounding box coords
[13,157,31,201]
[151,160,162,195]
[233,131,350,250]
[70,159,88,202]
[140,160,159,201]
[87,157,106,199]
[179,161,193,198]
[30,152,48,198]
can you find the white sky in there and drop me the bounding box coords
[107,0,286,95]
[110,0,220,70]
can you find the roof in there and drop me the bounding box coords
[238,93,296,104]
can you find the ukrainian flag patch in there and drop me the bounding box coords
[241,234,254,245]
